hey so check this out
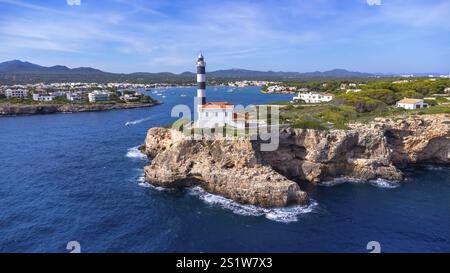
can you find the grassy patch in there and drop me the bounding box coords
[292,116,327,129]
[279,102,449,130]
[265,101,291,105]
[415,105,450,115]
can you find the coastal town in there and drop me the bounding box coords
[0,80,270,103]
[0,82,161,103]
[1,76,449,119]
[0,82,162,116]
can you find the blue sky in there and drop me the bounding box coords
[0,0,449,73]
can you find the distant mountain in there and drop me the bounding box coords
[303,68,375,78]
[208,68,373,78]
[0,60,380,84]
[179,71,196,77]
[0,60,105,74]
[0,60,45,73]
[69,67,105,74]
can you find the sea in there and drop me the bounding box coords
[0,86,449,252]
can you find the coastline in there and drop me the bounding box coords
[0,101,161,117]
[142,114,449,207]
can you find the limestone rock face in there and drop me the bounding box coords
[143,114,449,207]
[144,128,308,207]
[262,114,449,182]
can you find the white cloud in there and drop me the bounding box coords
[66,0,81,6]
[1,0,448,73]
[367,0,381,6]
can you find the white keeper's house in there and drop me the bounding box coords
[197,101,235,128]
[291,92,334,104]
[396,98,428,110]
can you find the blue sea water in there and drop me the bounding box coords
[0,86,449,253]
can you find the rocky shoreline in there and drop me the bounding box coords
[142,114,450,207]
[0,101,161,116]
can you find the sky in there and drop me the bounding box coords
[0,0,449,74]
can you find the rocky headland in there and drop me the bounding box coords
[142,114,450,207]
[0,101,160,116]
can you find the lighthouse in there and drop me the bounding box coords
[196,53,206,107]
[195,53,235,128]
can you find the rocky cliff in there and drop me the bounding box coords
[143,114,449,207]
[143,128,308,207]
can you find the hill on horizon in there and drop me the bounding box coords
[0,59,381,84]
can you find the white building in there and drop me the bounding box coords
[32,93,54,102]
[198,102,235,128]
[396,98,428,110]
[393,80,410,84]
[292,92,334,104]
[88,91,110,103]
[5,89,28,99]
[66,92,82,102]
[120,93,140,102]
[50,91,65,98]
[266,85,286,93]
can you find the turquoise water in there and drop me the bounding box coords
[0,86,449,252]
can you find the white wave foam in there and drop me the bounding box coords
[368,178,400,188]
[424,165,444,171]
[138,180,168,191]
[125,118,148,126]
[125,113,164,126]
[136,174,145,182]
[320,177,400,189]
[136,172,171,191]
[138,181,151,188]
[318,177,362,187]
[188,186,317,223]
[126,146,147,160]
